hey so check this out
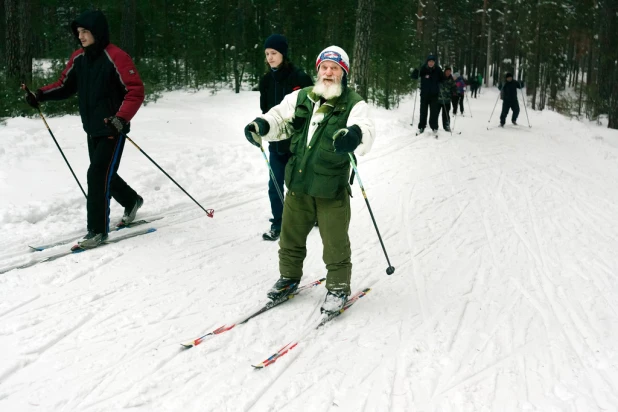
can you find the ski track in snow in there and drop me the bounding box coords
[1,88,618,411]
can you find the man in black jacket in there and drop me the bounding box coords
[499,72,522,127]
[24,10,145,249]
[411,55,443,134]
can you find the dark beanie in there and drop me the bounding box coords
[264,34,288,57]
[427,55,436,62]
[506,72,513,79]
[445,66,452,71]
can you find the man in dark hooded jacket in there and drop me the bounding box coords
[498,72,522,127]
[24,10,145,249]
[411,55,443,134]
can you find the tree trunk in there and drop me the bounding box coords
[18,0,32,85]
[350,0,374,100]
[122,0,136,57]
[5,0,20,79]
[0,0,5,68]
[486,19,491,86]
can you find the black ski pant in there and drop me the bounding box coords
[87,134,139,234]
[268,143,291,231]
[452,94,464,114]
[472,86,478,98]
[499,100,520,125]
[418,94,439,130]
[438,101,451,129]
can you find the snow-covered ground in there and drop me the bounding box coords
[1,86,617,412]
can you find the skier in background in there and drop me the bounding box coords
[410,55,443,134]
[258,34,313,241]
[437,66,457,132]
[498,72,522,127]
[452,71,466,115]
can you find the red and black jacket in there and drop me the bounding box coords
[39,10,144,137]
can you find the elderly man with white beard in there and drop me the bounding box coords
[244,46,375,314]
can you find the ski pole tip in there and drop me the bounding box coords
[386,266,395,275]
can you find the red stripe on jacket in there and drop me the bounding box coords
[104,45,145,122]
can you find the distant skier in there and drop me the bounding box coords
[258,34,313,241]
[244,46,375,315]
[410,55,443,134]
[452,72,466,115]
[476,73,483,96]
[498,72,522,127]
[24,10,144,249]
[437,66,457,132]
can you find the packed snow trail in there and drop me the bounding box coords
[1,88,617,411]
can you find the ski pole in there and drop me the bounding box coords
[260,145,284,205]
[122,134,214,218]
[411,87,418,127]
[465,92,474,117]
[21,84,87,199]
[520,86,532,128]
[348,153,395,276]
[488,93,501,123]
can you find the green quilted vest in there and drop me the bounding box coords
[284,86,364,199]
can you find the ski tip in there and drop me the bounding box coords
[180,342,194,349]
[146,228,157,233]
[29,246,44,252]
[251,364,265,369]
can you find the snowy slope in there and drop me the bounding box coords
[0,87,617,412]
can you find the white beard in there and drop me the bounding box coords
[312,77,343,100]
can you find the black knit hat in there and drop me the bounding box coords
[445,66,452,71]
[505,72,513,79]
[264,34,288,57]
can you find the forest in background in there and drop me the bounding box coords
[1,0,616,129]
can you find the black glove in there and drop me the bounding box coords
[104,116,127,137]
[244,117,270,148]
[332,125,362,153]
[25,89,42,109]
[410,68,419,80]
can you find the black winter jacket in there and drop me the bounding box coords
[416,59,443,96]
[39,10,144,137]
[499,80,522,103]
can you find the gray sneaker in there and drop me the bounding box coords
[77,232,108,249]
[122,196,143,225]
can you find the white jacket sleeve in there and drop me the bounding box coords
[347,100,375,156]
[260,90,301,142]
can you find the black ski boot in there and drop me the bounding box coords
[320,290,349,314]
[267,277,300,301]
[262,229,281,241]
